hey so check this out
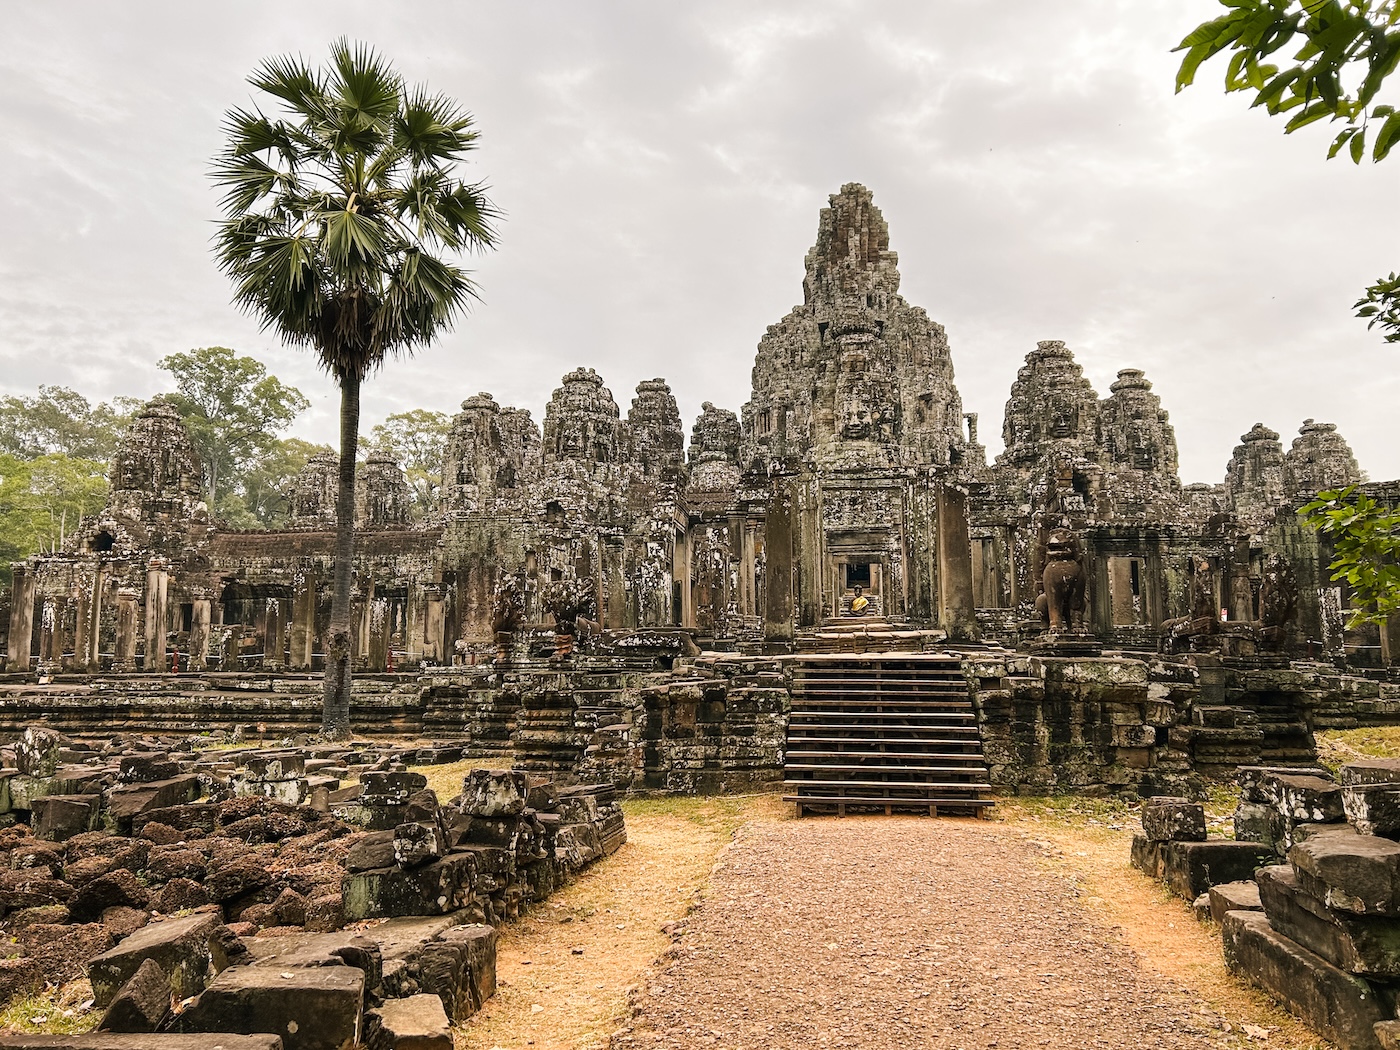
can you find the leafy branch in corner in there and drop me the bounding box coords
[1299,487,1400,626]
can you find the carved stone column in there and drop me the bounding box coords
[114,588,139,671]
[7,563,36,672]
[37,597,58,674]
[144,557,170,672]
[73,563,106,672]
[422,585,445,664]
[367,597,389,672]
[264,597,286,670]
[290,567,317,670]
[189,591,212,672]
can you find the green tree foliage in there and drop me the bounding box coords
[0,386,138,461]
[1300,487,1400,625]
[1178,3,1400,624]
[0,453,108,584]
[363,409,449,514]
[158,346,309,515]
[1175,0,1400,339]
[211,39,499,736]
[219,437,335,529]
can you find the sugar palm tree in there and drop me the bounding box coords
[212,40,499,738]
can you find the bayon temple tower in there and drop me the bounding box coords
[4,183,1392,673]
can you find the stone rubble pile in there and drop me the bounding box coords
[1134,763,1400,1050]
[1130,795,1273,901]
[0,727,626,1049]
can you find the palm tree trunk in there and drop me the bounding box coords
[321,371,360,739]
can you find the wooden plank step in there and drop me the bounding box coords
[789,795,996,812]
[787,713,977,724]
[786,750,986,763]
[783,778,992,791]
[784,767,991,784]
[790,702,974,711]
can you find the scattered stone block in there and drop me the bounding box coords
[1344,783,1400,838]
[1290,826,1400,915]
[69,871,151,923]
[342,853,476,921]
[87,912,230,1008]
[1222,909,1387,1050]
[117,754,181,784]
[32,794,100,841]
[98,957,171,1033]
[174,963,364,1050]
[1341,760,1400,787]
[345,831,396,873]
[1208,880,1262,925]
[106,776,202,830]
[459,770,527,818]
[394,821,446,868]
[1161,840,1273,900]
[360,772,427,805]
[366,993,452,1050]
[1141,797,1206,842]
[1259,864,1400,978]
[1260,773,1346,824]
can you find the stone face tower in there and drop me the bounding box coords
[100,399,205,554]
[1283,419,1361,498]
[737,183,978,637]
[741,183,973,473]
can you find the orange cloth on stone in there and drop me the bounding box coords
[851,594,869,615]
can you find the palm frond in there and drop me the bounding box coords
[213,39,499,383]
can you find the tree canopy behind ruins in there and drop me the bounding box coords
[210,39,500,738]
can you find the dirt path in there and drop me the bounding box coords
[457,796,788,1050]
[611,816,1319,1050]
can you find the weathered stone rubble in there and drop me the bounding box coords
[1130,762,1400,1050]
[0,727,624,1048]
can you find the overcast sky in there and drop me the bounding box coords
[2,1,1397,484]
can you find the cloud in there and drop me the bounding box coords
[0,0,1395,486]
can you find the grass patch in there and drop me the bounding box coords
[1317,726,1400,774]
[408,754,517,802]
[0,981,99,1035]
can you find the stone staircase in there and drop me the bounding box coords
[783,653,995,817]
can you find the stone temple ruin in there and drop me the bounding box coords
[4,181,1400,1048]
[4,183,1389,673]
[3,183,1399,806]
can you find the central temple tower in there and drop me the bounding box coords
[739,183,981,639]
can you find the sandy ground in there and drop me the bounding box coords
[461,798,1329,1050]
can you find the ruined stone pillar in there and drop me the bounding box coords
[738,516,756,617]
[264,598,285,670]
[189,592,212,672]
[73,563,106,672]
[68,591,89,673]
[935,484,978,641]
[763,481,795,646]
[113,588,139,671]
[367,597,389,672]
[1381,613,1400,668]
[38,597,58,673]
[422,585,445,664]
[290,569,317,670]
[7,563,36,672]
[144,557,169,672]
